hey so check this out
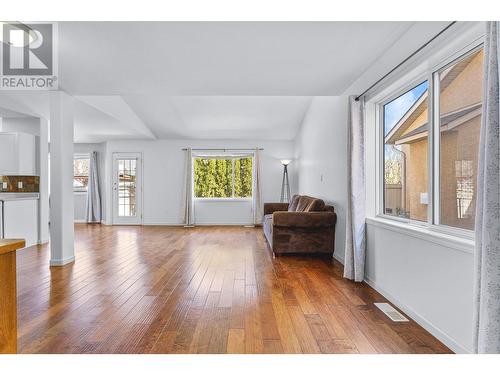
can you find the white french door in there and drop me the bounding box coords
[112,152,142,225]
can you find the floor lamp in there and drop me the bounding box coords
[280,159,291,203]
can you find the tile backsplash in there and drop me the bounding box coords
[0,176,40,192]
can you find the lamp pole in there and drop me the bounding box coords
[280,160,291,203]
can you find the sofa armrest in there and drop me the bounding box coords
[264,203,289,216]
[273,211,336,228]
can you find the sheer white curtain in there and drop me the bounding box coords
[182,148,195,226]
[253,148,262,225]
[473,21,500,354]
[344,96,366,282]
[85,151,102,223]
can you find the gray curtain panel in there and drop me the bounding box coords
[85,151,102,223]
[344,96,366,282]
[473,21,500,354]
[182,148,195,226]
[253,148,263,225]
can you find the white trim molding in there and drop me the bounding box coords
[49,256,75,267]
[366,217,474,254]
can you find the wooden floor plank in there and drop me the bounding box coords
[15,225,452,354]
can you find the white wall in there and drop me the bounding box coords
[73,143,106,222]
[365,220,474,353]
[355,23,485,353]
[290,23,484,353]
[294,96,348,260]
[102,139,296,225]
[194,199,253,225]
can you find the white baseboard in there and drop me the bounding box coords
[142,222,185,226]
[74,220,87,223]
[363,276,470,354]
[194,222,254,226]
[49,256,75,266]
[142,222,256,227]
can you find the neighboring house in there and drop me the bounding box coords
[384,49,483,230]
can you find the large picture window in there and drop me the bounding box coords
[193,156,253,199]
[380,45,483,233]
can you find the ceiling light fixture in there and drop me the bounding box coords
[0,21,38,47]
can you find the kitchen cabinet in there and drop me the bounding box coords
[0,132,36,175]
[0,196,39,247]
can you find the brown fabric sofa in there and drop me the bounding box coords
[263,195,337,256]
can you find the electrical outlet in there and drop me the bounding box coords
[18,181,23,189]
[2,182,7,190]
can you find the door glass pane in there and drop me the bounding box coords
[383,80,429,221]
[438,48,483,230]
[118,158,137,217]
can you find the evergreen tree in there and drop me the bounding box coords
[234,158,242,197]
[193,156,253,198]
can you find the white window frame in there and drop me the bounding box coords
[377,75,431,229]
[192,154,254,201]
[375,38,484,240]
[73,153,90,193]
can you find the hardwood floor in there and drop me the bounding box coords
[16,224,451,354]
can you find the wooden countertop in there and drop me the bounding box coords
[0,239,26,255]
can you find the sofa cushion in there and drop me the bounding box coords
[307,198,326,212]
[288,194,300,212]
[296,196,325,212]
[273,211,335,228]
[295,196,311,212]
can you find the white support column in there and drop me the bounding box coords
[38,118,50,244]
[49,91,75,266]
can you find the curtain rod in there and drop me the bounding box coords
[181,147,264,151]
[355,21,457,101]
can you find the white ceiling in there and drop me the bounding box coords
[0,21,448,142]
[122,95,312,140]
[58,22,413,96]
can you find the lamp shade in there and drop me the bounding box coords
[280,159,291,166]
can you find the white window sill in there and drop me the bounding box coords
[366,216,474,254]
[194,198,252,202]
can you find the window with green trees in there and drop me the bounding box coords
[193,157,253,198]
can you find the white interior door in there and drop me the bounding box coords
[112,153,142,225]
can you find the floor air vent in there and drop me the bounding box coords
[374,303,409,322]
